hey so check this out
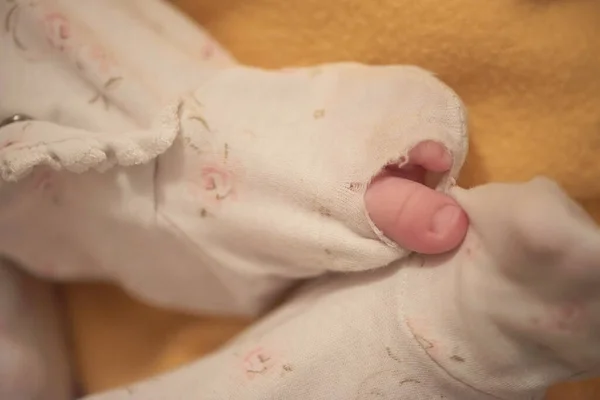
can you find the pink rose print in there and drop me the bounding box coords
[184,150,238,213]
[183,108,240,212]
[240,346,293,381]
[242,347,290,380]
[85,45,116,76]
[42,12,71,51]
[243,347,274,379]
[199,165,234,200]
[201,42,215,60]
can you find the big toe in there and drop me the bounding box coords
[365,141,468,254]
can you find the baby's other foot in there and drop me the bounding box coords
[455,177,600,374]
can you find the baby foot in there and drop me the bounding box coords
[0,63,468,316]
[454,177,600,371]
[161,63,468,272]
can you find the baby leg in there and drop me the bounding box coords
[0,61,468,317]
[72,262,500,400]
[80,177,600,400]
[2,0,467,268]
[0,260,72,400]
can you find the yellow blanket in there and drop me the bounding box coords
[64,0,600,396]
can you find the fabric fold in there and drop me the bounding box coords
[0,102,182,181]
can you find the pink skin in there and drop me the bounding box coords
[365,141,468,254]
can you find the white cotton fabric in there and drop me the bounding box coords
[3,1,600,400]
[0,0,467,317]
[0,0,234,398]
[84,177,600,400]
[0,2,466,398]
[0,260,72,400]
[0,60,467,317]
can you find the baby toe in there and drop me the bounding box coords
[366,140,467,254]
[365,175,467,254]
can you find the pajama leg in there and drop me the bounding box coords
[0,260,72,400]
[3,0,468,313]
[0,60,467,316]
[81,177,600,400]
[77,269,501,400]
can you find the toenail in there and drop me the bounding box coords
[431,204,461,236]
[440,146,452,166]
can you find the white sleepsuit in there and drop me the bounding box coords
[1,1,600,399]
